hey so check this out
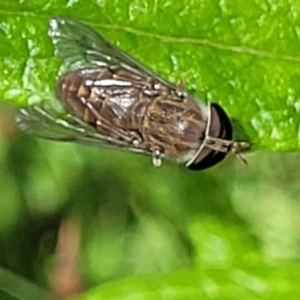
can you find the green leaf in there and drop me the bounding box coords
[73,265,300,300]
[1,1,299,151]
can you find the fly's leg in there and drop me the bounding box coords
[175,79,187,98]
[177,79,184,90]
[151,147,163,167]
[129,131,143,146]
[231,141,250,165]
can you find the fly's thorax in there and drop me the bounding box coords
[143,95,208,160]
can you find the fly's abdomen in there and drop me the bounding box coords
[56,68,151,134]
[56,70,94,121]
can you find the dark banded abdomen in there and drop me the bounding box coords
[56,69,107,123]
[56,68,151,132]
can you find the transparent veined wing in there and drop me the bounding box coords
[48,17,172,87]
[15,100,149,155]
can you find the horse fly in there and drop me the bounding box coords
[15,18,249,170]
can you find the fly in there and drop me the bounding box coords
[15,18,249,170]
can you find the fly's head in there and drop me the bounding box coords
[186,103,250,171]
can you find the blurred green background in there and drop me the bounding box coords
[1,104,300,299]
[1,0,300,299]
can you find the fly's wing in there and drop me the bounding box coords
[15,100,148,154]
[48,17,172,87]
